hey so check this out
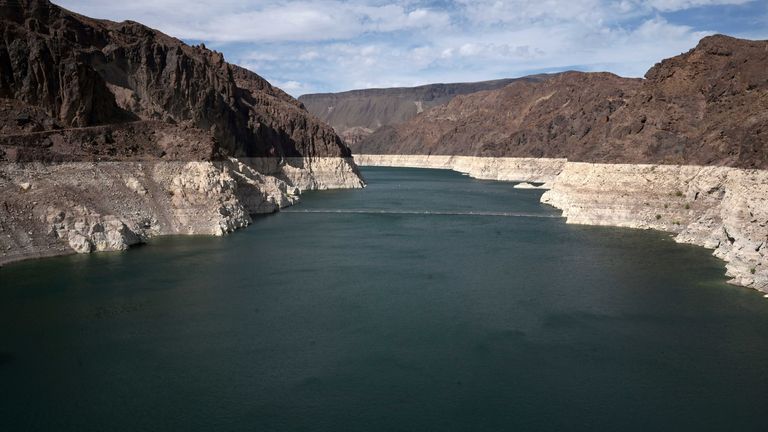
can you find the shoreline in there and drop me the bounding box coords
[0,157,364,268]
[355,154,768,293]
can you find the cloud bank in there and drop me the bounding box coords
[55,0,768,95]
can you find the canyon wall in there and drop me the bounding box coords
[0,0,364,265]
[0,157,363,265]
[351,35,768,292]
[541,163,767,291]
[354,154,565,183]
[358,35,767,170]
[356,155,768,293]
[299,76,550,146]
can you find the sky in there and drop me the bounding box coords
[54,0,768,96]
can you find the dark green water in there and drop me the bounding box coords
[2,167,768,431]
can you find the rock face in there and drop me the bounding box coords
[358,72,640,158]
[0,0,364,264]
[0,158,296,263]
[354,154,566,184]
[353,35,768,292]
[360,35,768,170]
[357,155,768,292]
[0,0,350,159]
[299,76,549,146]
[541,163,768,292]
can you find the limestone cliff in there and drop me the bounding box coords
[0,157,364,265]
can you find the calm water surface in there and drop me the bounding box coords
[2,167,768,431]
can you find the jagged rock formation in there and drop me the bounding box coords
[299,76,549,146]
[0,0,364,264]
[359,35,767,170]
[0,0,351,159]
[0,158,299,263]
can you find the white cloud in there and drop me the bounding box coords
[53,0,766,96]
[55,1,451,42]
[645,0,753,12]
[274,80,307,93]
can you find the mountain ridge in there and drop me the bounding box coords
[298,75,551,145]
[1,0,351,160]
[355,34,768,169]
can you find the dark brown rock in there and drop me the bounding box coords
[0,0,350,160]
[299,76,551,145]
[359,35,768,169]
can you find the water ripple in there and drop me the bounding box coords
[282,209,563,218]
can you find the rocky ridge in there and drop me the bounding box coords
[359,35,767,169]
[1,0,352,159]
[299,76,549,146]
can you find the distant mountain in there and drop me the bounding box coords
[298,76,550,145]
[357,35,768,169]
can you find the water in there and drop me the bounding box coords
[2,167,768,431]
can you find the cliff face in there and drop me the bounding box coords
[358,72,641,159]
[541,163,768,291]
[0,0,364,264]
[298,76,549,146]
[356,154,768,292]
[360,35,768,169]
[0,0,350,158]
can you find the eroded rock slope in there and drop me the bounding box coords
[360,35,767,169]
[299,76,549,146]
[0,0,364,264]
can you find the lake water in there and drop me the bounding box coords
[2,167,768,431]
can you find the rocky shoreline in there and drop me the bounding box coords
[354,154,566,183]
[355,154,768,293]
[0,158,363,266]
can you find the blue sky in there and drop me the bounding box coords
[55,1,768,96]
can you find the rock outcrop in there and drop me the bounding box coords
[0,0,364,264]
[359,35,768,170]
[541,163,768,291]
[0,156,365,265]
[356,155,768,292]
[0,0,351,159]
[299,76,550,146]
[353,35,768,292]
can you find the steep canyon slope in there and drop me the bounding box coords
[359,35,767,169]
[298,76,549,146]
[0,0,363,264]
[355,35,768,292]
